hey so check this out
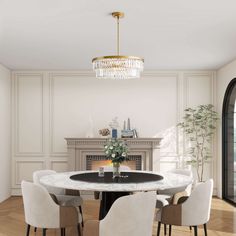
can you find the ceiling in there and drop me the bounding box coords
[1,0,236,70]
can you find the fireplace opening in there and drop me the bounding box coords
[86,155,142,171]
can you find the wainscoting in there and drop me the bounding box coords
[11,70,218,195]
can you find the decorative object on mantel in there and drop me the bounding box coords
[85,116,95,138]
[104,139,129,178]
[109,117,119,138]
[121,118,138,138]
[99,128,110,137]
[92,12,144,79]
[178,104,218,182]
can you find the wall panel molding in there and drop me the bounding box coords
[13,72,44,156]
[11,70,217,194]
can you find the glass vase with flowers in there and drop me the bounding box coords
[104,139,129,178]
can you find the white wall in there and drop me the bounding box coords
[216,59,236,197]
[11,71,217,194]
[0,64,11,202]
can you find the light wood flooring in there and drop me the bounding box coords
[0,197,235,236]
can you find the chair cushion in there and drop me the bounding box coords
[56,194,83,207]
[156,194,171,208]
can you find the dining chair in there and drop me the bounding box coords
[33,170,84,227]
[156,179,213,236]
[156,168,193,235]
[21,180,82,236]
[84,191,156,236]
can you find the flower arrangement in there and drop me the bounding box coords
[104,139,129,163]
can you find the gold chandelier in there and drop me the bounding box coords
[92,12,144,79]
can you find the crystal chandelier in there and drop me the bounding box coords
[92,12,144,79]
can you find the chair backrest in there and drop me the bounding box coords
[99,192,156,236]
[21,181,60,228]
[33,170,64,195]
[182,179,213,226]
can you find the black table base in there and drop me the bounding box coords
[99,192,130,220]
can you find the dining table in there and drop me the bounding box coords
[40,170,192,220]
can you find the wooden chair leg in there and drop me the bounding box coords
[61,228,65,236]
[43,228,47,236]
[157,222,161,236]
[26,224,30,236]
[194,226,198,236]
[169,225,172,236]
[204,224,207,236]
[79,206,84,227]
[164,224,167,235]
[34,227,37,232]
[77,224,82,236]
[189,226,192,230]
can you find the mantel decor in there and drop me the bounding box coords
[92,12,144,79]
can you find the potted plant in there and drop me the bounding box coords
[104,139,129,177]
[178,104,218,182]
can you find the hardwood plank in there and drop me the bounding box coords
[0,197,235,236]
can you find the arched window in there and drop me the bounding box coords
[222,78,236,206]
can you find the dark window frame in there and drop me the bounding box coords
[222,77,236,206]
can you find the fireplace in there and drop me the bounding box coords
[86,155,142,170]
[65,138,162,172]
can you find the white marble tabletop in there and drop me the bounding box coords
[40,170,193,192]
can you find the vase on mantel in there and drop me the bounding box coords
[112,162,121,178]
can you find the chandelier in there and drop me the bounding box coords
[92,12,144,79]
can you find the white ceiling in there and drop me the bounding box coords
[1,0,236,70]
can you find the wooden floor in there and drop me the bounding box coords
[0,197,235,236]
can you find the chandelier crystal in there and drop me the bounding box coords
[92,12,144,79]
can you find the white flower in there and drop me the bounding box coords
[111,154,116,158]
[122,153,126,157]
[106,151,109,154]
[110,146,113,149]
[105,145,108,149]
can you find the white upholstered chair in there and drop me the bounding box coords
[156,179,213,236]
[21,181,82,236]
[33,170,84,226]
[84,191,156,236]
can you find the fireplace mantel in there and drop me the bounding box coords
[65,138,162,172]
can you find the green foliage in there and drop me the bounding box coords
[178,104,218,181]
[104,139,129,163]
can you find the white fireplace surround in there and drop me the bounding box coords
[65,138,162,172]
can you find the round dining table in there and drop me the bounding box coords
[40,170,192,220]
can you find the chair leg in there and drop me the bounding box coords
[79,206,84,227]
[204,224,207,236]
[157,222,161,236]
[189,226,192,230]
[43,228,47,236]
[164,224,167,235]
[194,226,198,236]
[61,228,65,236]
[77,224,82,236]
[169,225,172,236]
[26,224,30,236]
[34,227,37,232]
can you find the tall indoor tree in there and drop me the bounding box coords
[178,104,218,182]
